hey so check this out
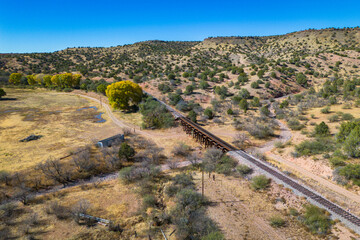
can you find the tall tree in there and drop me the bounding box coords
[9,73,22,84]
[0,88,6,98]
[26,75,36,85]
[106,80,143,110]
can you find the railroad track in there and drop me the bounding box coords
[149,94,360,232]
[234,150,360,229]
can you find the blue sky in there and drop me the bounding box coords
[0,0,359,53]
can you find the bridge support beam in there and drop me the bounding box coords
[179,118,228,152]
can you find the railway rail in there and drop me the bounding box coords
[149,94,360,233]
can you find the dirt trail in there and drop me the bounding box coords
[249,101,360,205]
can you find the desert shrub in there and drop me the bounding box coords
[204,107,214,119]
[227,108,234,115]
[236,164,253,176]
[342,103,352,109]
[232,133,250,149]
[287,119,305,131]
[343,126,360,157]
[172,188,219,239]
[166,173,194,197]
[260,105,270,116]
[336,119,360,142]
[72,199,92,225]
[328,114,339,122]
[274,141,285,148]
[203,148,223,176]
[139,96,175,129]
[321,106,331,114]
[201,231,224,240]
[172,173,194,189]
[303,205,332,235]
[215,155,238,175]
[342,113,354,121]
[172,142,191,157]
[329,157,346,168]
[289,208,299,216]
[46,201,71,220]
[119,165,160,183]
[295,139,332,156]
[338,164,360,182]
[314,121,330,136]
[251,175,270,190]
[142,194,158,209]
[244,119,275,139]
[118,142,135,161]
[269,216,286,227]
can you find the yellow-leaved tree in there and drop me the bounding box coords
[9,73,22,84]
[43,75,52,87]
[106,80,143,110]
[26,75,36,85]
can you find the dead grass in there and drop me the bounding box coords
[0,88,119,172]
[4,179,143,240]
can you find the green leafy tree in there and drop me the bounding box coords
[315,122,330,136]
[257,69,265,78]
[239,99,248,113]
[43,75,52,87]
[199,80,209,89]
[343,126,360,157]
[204,107,214,119]
[188,110,197,123]
[251,81,259,89]
[336,120,360,142]
[0,88,6,98]
[296,73,308,86]
[184,85,194,95]
[9,73,22,84]
[168,73,176,80]
[97,83,107,95]
[106,80,143,110]
[118,142,135,161]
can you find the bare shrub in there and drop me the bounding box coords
[46,201,71,220]
[36,157,73,186]
[172,142,191,157]
[213,117,224,125]
[232,133,250,149]
[167,159,179,169]
[101,146,121,170]
[123,127,133,136]
[0,170,11,185]
[72,147,97,174]
[188,153,200,165]
[14,184,32,205]
[26,213,40,226]
[140,147,164,164]
[72,199,91,224]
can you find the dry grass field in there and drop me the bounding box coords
[0,88,120,173]
[4,179,144,239]
[194,172,359,240]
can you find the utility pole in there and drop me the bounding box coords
[100,94,102,108]
[202,168,204,197]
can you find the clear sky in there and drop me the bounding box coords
[1,0,359,53]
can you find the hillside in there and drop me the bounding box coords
[1,27,360,112]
